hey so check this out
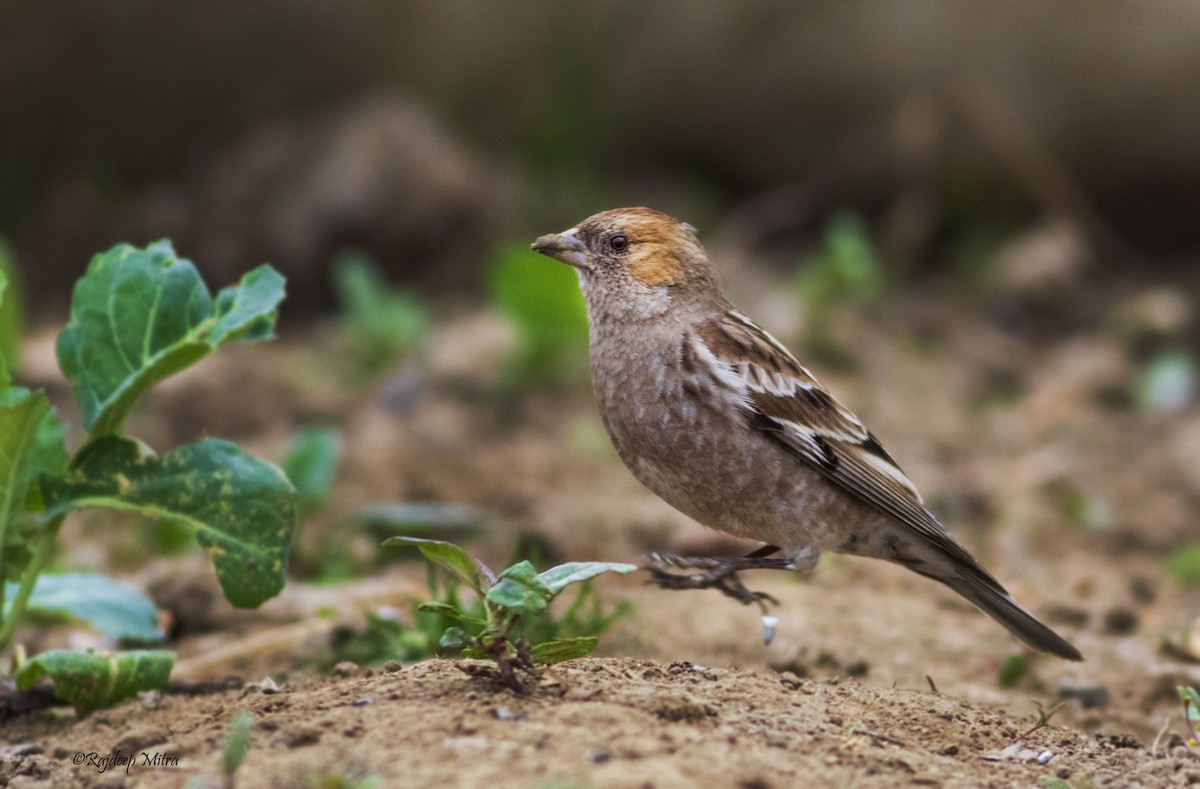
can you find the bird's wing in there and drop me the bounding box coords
[691,309,993,574]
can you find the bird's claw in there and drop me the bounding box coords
[642,551,792,614]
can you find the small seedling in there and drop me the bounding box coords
[1167,544,1200,588]
[1009,699,1066,746]
[1178,685,1200,747]
[222,710,253,789]
[793,211,886,361]
[281,427,343,521]
[386,536,634,692]
[997,653,1030,687]
[333,250,429,378]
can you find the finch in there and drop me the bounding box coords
[531,206,1081,660]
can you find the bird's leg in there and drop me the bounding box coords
[642,547,794,613]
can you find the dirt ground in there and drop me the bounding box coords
[3,275,1200,787]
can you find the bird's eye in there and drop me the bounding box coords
[609,234,628,252]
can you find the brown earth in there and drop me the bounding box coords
[5,657,1198,789]
[3,273,1200,787]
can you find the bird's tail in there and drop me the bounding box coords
[914,559,1083,661]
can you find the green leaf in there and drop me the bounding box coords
[529,636,598,664]
[55,241,285,439]
[535,561,637,594]
[333,251,430,376]
[485,561,552,616]
[0,267,9,385]
[0,240,23,380]
[16,648,174,714]
[383,537,480,590]
[1181,686,1200,721]
[0,389,55,570]
[998,654,1029,687]
[438,626,471,650]
[43,436,297,609]
[4,573,162,641]
[223,710,253,777]
[281,427,342,518]
[417,601,487,627]
[1167,544,1200,587]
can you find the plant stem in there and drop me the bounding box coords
[0,512,65,652]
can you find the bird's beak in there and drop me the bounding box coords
[531,228,590,270]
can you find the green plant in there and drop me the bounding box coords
[1167,544,1200,587]
[282,427,343,520]
[487,243,589,390]
[223,710,253,789]
[385,536,634,692]
[1179,685,1200,747]
[0,237,22,374]
[0,241,298,713]
[997,653,1030,687]
[1010,699,1066,746]
[333,250,429,378]
[793,212,886,360]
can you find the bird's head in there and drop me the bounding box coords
[531,207,724,323]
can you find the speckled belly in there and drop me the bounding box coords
[594,349,870,556]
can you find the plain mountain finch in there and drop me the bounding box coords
[532,206,1081,661]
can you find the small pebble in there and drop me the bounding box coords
[331,661,359,678]
[585,746,611,763]
[493,707,528,721]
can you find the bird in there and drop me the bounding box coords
[531,206,1082,661]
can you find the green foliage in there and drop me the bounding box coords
[1180,685,1200,746]
[223,710,253,782]
[488,243,589,390]
[15,648,174,715]
[997,653,1029,687]
[44,437,296,608]
[385,536,634,691]
[313,557,488,670]
[795,212,885,310]
[333,251,429,378]
[56,240,285,441]
[0,241,297,711]
[0,241,23,375]
[3,573,161,641]
[282,427,343,520]
[793,212,886,359]
[1167,544,1200,587]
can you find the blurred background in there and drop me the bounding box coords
[2,0,1199,741]
[3,0,1200,315]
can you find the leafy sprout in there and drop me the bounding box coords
[385,536,634,692]
[333,250,429,378]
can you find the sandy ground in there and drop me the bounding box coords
[3,280,1200,787]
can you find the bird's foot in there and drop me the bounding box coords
[642,550,794,613]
